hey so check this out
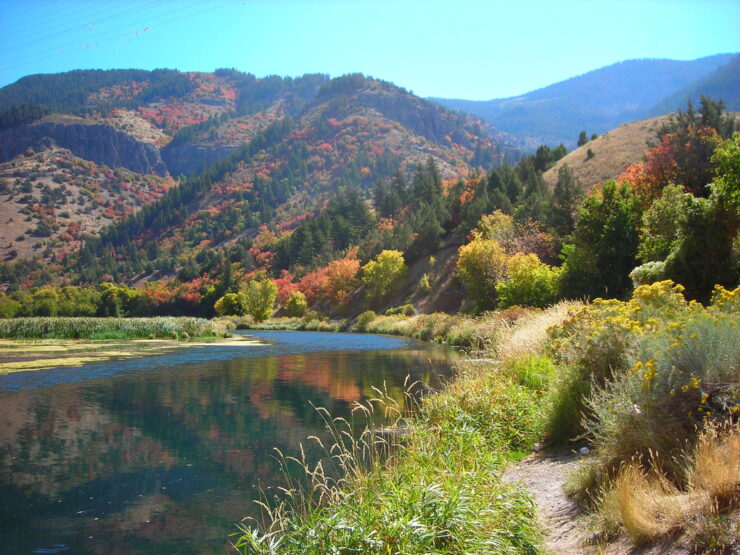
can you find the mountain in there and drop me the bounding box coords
[542,110,740,192]
[431,54,735,149]
[648,53,740,115]
[0,70,516,272]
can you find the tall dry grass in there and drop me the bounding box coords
[598,422,739,548]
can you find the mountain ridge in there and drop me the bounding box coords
[0,70,515,269]
[430,53,737,148]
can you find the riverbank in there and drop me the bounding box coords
[235,302,578,553]
[236,282,739,553]
[0,316,224,340]
[0,316,260,373]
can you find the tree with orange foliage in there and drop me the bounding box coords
[324,247,361,305]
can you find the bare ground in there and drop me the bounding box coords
[503,449,695,555]
[503,449,586,554]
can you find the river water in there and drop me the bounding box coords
[0,331,455,553]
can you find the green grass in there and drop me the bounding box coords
[0,316,221,339]
[235,377,543,554]
[233,306,578,553]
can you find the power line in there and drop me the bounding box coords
[0,0,169,56]
[0,0,239,73]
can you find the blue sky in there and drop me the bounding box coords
[1,0,738,100]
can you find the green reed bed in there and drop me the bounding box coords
[0,317,220,340]
[235,378,543,554]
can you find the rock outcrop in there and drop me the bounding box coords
[0,121,168,176]
[161,143,240,176]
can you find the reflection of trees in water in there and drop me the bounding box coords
[0,345,453,551]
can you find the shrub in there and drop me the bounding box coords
[385,304,416,317]
[297,308,316,321]
[629,261,666,287]
[354,310,376,332]
[496,252,561,308]
[549,281,739,546]
[419,273,432,292]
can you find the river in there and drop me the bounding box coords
[0,331,455,553]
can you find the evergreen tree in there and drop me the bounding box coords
[550,164,584,236]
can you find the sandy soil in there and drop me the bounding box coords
[503,449,586,554]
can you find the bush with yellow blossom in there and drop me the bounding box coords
[546,281,739,527]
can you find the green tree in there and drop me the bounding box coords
[456,238,508,312]
[29,287,59,316]
[362,250,408,304]
[550,164,584,237]
[284,290,308,317]
[496,252,562,308]
[560,180,642,299]
[98,282,138,317]
[577,130,588,147]
[214,292,245,316]
[0,294,21,318]
[241,279,278,322]
[662,133,739,303]
[637,184,692,263]
[57,286,100,316]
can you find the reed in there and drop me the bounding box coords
[0,316,219,339]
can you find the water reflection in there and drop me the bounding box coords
[0,332,454,553]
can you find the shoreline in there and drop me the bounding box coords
[0,335,263,373]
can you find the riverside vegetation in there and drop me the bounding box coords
[0,316,222,340]
[236,282,738,553]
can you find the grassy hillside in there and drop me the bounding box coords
[541,114,672,190]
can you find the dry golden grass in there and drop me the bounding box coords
[542,115,673,191]
[688,422,740,509]
[601,422,740,546]
[497,301,581,360]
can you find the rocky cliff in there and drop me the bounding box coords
[160,143,240,176]
[0,121,168,176]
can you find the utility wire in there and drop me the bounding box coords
[0,0,239,72]
[0,0,169,56]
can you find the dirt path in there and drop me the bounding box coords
[503,450,694,555]
[503,449,586,554]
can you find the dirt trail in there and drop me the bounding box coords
[503,449,585,554]
[503,450,693,555]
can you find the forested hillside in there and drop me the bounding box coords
[0,70,515,270]
[432,54,737,148]
[2,95,734,324]
[0,69,519,311]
